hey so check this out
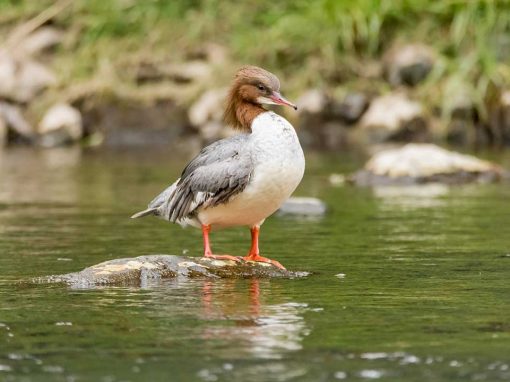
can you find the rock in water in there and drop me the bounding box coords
[352,144,506,186]
[278,197,327,216]
[32,255,309,287]
[358,93,427,143]
[38,104,83,147]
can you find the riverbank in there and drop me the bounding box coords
[0,1,509,149]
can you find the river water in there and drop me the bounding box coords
[1,146,509,381]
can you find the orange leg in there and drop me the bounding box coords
[202,224,240,262]
[242,226,286,270]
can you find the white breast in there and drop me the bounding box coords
[198,112,305,228]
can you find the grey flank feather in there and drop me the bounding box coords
[130,133,254,223]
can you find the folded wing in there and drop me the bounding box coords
[147,134,253,223]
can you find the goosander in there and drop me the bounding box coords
[131,66,305,269]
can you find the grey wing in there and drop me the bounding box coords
[149,134,253,222]
[179,134,249,178]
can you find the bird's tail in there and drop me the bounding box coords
[130,208,158,219]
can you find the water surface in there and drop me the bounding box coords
[1,147,510,381]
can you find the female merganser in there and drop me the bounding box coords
[131,66,305,269]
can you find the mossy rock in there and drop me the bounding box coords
[32,255,309,288]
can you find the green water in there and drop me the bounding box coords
[1,147,510,382]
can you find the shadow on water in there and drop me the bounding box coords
[1,147,510,381]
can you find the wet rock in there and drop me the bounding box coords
[358,93,428,143]
[0,50,56,103]
[38,104,83,147]
[329,92,369,124]
[352,144,505,186]
[32,255,309,287]
[0,102,35,140]
[278,197,327,216]
[383,44,435,86]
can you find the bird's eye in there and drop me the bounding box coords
[257,84,265,91]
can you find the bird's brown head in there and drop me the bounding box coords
[224,66,296,132]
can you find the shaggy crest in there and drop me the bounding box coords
[223,66,281,131]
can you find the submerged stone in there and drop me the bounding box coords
[32,255,309,287]
[278,197,327,216]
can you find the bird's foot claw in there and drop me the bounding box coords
[203,253,241,263]
[242,255,286,270]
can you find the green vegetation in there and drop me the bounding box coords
[1,0,509,110]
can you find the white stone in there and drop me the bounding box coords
[360,93,422,134]
[279,197,326,216]
[365,144,497,178]
[39,103,83,140]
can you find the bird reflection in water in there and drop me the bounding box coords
[200,278,310,359]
